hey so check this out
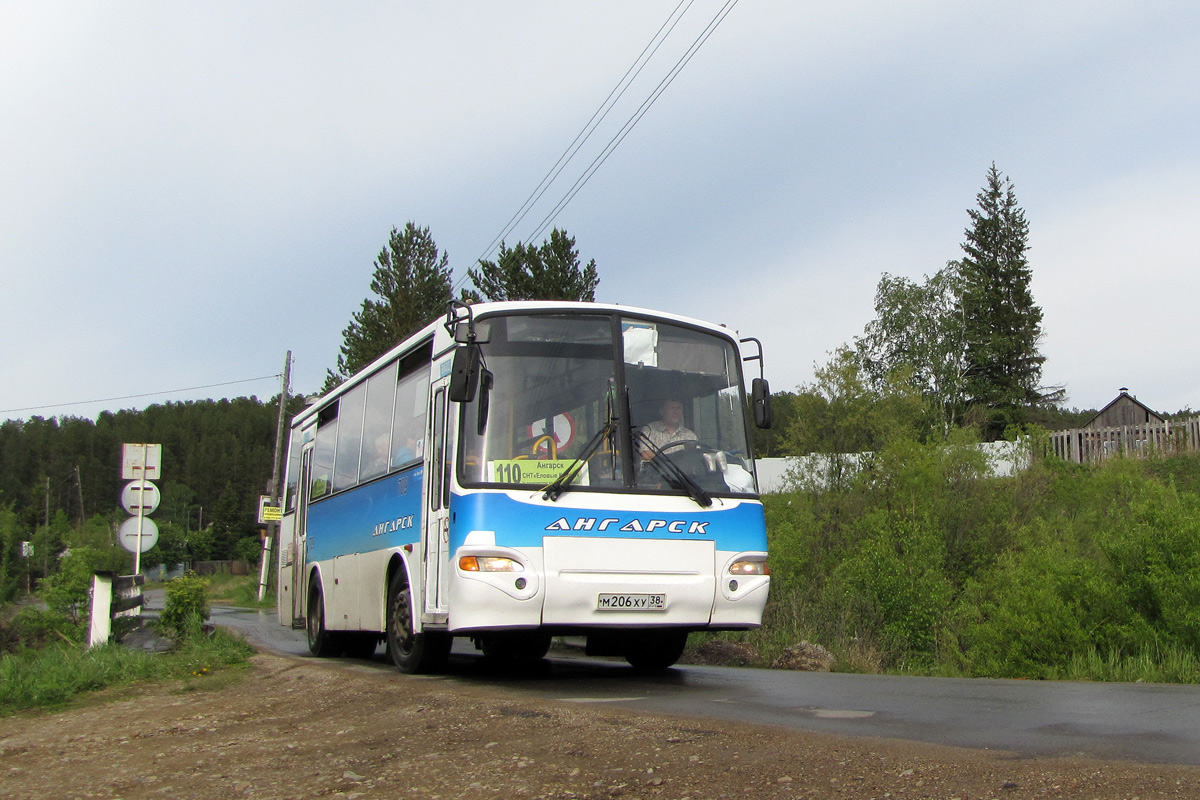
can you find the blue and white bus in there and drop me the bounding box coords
[277,300,772,672]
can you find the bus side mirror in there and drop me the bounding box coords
[449,345,481,403]
[751,378,772,429]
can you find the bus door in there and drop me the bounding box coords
[422,380,451,619]
[290,444,314,627]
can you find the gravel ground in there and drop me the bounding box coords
[2,650,1199,800]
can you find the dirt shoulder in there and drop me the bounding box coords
[2,649,1199,800]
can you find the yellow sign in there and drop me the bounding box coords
[490,459,588,486]
[258,495,283,523]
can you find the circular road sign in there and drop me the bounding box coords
[121,480,160,515]
[118,516,160,554]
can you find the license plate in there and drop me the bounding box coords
[597,593,666,612]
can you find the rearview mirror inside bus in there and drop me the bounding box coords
[454,321,492,344]
[449,345,481,403]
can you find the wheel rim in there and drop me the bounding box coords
[389,585,416,658]
[307,589,322,647]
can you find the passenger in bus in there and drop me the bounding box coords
[392,435,421,468]
[361,434,390,478]
[639,399,696,460]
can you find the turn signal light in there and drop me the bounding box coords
[458,556,523,573]
[729,559,768,576]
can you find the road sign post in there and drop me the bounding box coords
[121,444,162,575]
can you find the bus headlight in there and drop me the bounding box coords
[728,559,768,576]
[459,555,524,573]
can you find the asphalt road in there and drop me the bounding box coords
[205,602,1200,767]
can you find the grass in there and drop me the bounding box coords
[0,625,255,715]
[205,573,275,609]
[1049,645,1200,684]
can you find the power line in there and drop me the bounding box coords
[461,0,696,288]
[1,374,283,415]
[456,0,739,293]
[525,0,740,245]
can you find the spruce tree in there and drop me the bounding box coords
[955,164,1051,438]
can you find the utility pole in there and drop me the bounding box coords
[44,476,50,578]
[75,465,85,526]
[259,351,291,601]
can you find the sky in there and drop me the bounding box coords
[4,1,1199,424]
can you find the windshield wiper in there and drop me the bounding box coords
[635,431,712,508]
[541,420,615,502]
[543,379,621,502]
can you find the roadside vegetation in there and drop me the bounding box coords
[0,569,254,715]
[725,167,1200,683]
[725,439,1200,683]
[204,572,275,609]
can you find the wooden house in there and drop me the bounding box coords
[1082,389,1164,430]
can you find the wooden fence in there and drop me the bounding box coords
[1048,417,1200,464]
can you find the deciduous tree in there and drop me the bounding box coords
[857,267,969,435]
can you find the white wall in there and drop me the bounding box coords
[756,440,1030,494]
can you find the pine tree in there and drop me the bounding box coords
[326,223,453,389]
[468,228,598,302]
[955,164,1054,438]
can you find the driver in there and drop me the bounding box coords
[639,399,697,460]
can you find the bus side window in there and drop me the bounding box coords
[332,384,366,492]
[311,404,338,499]
[359,362,398,482]
[283,426,304,512]
[392,369,429,470]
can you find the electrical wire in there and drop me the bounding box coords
[1,374,283,415]
[456,0,742,292]
[524,0,739,245]
[460,0,696,289]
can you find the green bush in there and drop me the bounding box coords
[161,571,210,640]
[831,512,952,667]
[0,607,83,655]
[38,547,105,624]
[758,436,1200,683]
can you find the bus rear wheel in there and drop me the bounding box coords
[386,571,451,674]
[306,578,344,658]
[624,629,688,672]
[341,632,380,660]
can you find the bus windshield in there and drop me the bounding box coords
[459,312,757,497]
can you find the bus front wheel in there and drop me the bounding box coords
[386,572,451,674]
[479,631,553,661]
[624,629,688,672]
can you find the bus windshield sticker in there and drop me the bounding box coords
[489,459,589,486]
